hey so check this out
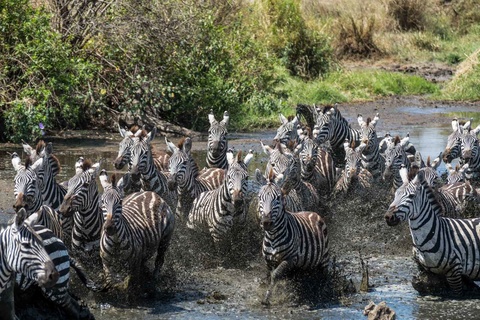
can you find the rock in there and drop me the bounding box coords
[363,301,396,320]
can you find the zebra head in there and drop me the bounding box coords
[343,140,362,185]
[273,113,299,147]
[384,165,417,226]
[297,130,319,181]
[313,107,335,145]
[207,110,229,168]
[261,140,293,184]
[2,208,59,289]
[99,170,122,236]
[257,169,285,232]
[114,124,138,170]
[383,136,410,182]
[280,148,303,195]
[130,127,156,177]
[225,150,251,207]
[13,157,41,214]
[445,163,467,184]
[358,113,379,153]
[59,160,101,216]
[21,139,46,163]
[166,136,195,191]
[443,119,464,163]
[34,142,61,192]
[460,129,479,163]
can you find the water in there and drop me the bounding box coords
[1,106,480,319]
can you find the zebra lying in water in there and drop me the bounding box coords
[98,170,175,294]
[385,167,480,295]
[257,169,329,305]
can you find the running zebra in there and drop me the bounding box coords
[334,140,373,196]
[383,136,412,192]
[129,127,177,209]
[296,128,336,197]
[385,167,480,295]
[98,170,175,292]
[187,150,252,244]
[273,113,299,148]
[206,110,230,169]
[313,105,362,166]
[357,113,385,179]
[257,169,329,305]
[59,160,104,255]
[12,155,63,239]
[166,136,225,218]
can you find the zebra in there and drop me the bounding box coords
[384,167,480,295]
[0,208,58,320]
[187,150,252,245]
[165,136,225,218]
[98,170,175,293]
[206,110,230,169]
[59,160,104,256]
[445,163,468,184]
[460,125,480,163]
[334,140,373,196]
[442,118,470,164]
[278,149,322,213]
[12,154,64,240]
[129,127,177,209]
[357,113,385,179]
[257,169,329,305]
[383,136,412,192]
[273,113,299,148]
[21,139,45,163]
[313,105,362,166]
[295,126,336,197]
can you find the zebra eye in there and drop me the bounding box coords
[407,193,415,199]
[21,241,32,249]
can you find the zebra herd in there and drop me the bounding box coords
[2,106,480,318]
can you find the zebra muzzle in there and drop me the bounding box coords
[113,157,125,170]
[384,208,400,226]
[38,260,59,288]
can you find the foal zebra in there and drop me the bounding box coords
[99,170,175,292]
[385,167,480,295]
[206,110,230,169]
[187,150,252,244]
[257,169,329,305]
[166,136,225,218]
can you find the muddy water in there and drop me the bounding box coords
[1,106,480,319]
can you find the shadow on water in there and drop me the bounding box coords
[1,106,480,319]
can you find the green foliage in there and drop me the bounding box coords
[0,0,96,142]
[438,51,480,101]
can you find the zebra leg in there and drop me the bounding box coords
[262,260,292,306]
[446,270,464,296]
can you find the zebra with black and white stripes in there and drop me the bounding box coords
[296,127,336,198]
[129,127,177,209]
[383,136,412,192]
[460,124,480,178]
[12,154,64,240]
[59,160,104,255]
[357,113,385,179]
[442,118,470,164]
[98,170,175,292]
[206,110,230,169]
[257,169,329,305]
[187,150,252,244]
[385,167,480,295]
[166,136,225,218]
[0,209,59,320]
[273,113,299,147]
[334,140,373,196]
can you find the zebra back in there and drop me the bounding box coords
[206,110,229,169]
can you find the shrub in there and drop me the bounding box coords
[335,15,382,58]
[387,0,428,31]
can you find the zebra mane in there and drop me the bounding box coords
[408,165,419,181]
[426,156,431,167]
[35,140,46,154]
[24,156,33,169]
[393,136,401,145]
[81,159,93,171]
[136,129,149,138]
[110,173,117,187]
[287,115,295,122]
[366,117,372,126]
[177,137,187,149]
[51,154,61,174]
[129,125,141,134]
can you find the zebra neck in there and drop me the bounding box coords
[141,162,168,194]
[207,152,228,169]
[409,184,444,248]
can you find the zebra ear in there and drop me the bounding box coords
[183,137,192,154]
[244,150,254,167]
[260,141,273,155]
[208,110,216,125]
[45,142,53,155]
[165,137,177,153]
[118,123,128,138]
[14,207,29,230]
[399,165,409,185]
[147,127,157,142]
[227,148,235,166]
[11,152,23,172]
[371,112,380,127]
[255,168,267,186]
[292,115,299,125]
[357,114,364,127]
[99,169,110,189]
[221,111,229,126]
[473,124,480,136]
[451,118,459,132]
[279,113,288,125]
[431,152,442,170]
